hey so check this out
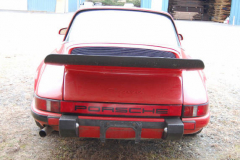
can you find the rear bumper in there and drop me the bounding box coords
[31,102,210,141]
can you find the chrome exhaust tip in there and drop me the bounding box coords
[39,126,53,137]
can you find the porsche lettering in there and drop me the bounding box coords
[75,106,168,114]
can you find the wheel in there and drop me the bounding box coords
[35,120,44,129]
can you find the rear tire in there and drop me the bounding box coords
[35,120,44,129]
[186,128,203,136]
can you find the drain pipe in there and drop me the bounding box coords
[39,126,53,137]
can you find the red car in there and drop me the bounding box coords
[31,8,210,142]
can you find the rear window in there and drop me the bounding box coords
[66,10,180,47]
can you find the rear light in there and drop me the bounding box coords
[183,103,208,117]
[35,96,60,113]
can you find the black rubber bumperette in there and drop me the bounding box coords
[44,54,205,69]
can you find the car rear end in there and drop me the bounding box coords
[31,8,210,142]
[32,46,209,142]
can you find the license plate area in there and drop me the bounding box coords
[100,121,142,143]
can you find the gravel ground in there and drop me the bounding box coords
[0,11,240,160]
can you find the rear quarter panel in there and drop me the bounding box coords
[35,64,65,100]
[182,70,208,105]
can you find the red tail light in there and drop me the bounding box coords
[183,103,208,117]
[35,96,60,113]
[35,96,46,111]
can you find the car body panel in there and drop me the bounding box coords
[182,70,208,105]
[36,65,64,100]
[64,66,183,104]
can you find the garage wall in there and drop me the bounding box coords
[0,0,27,11]
[68,0,78,12]
[141,0,152,9]
[27,0,57,12]
[229,0,240,25]
[68,0,85,12]
[141,0,168,12]
[162,0,169,12]
[151,0,162,11]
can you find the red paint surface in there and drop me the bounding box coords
[64,66,182,104]
[36,65,64,100]
[183,122,195,130]
[79,126,163,139]
[48,118,59,125]
[182,71,208,105]
[79,126,100,138]
[141,128,163,138]
[183,112,210,134]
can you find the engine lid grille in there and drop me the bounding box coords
[71,47,176,58]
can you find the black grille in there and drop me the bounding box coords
[71,47,176,58]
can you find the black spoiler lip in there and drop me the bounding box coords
[44,54,205,70]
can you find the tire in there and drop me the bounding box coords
[35,120,44,129]
[185,128,203,136]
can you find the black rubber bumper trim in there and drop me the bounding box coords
[31,110,184,140]
[100,121,142,143]
[31,109,48,123]
[78,119,165,129]
[163,118,184,140]
[45,54,205,69]
[59,115,79,137]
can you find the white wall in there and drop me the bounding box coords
[65,0,68,13]
[0,0,27,11]
[56,0,67,13]
[151,0,162,11]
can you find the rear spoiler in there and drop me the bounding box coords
[44,54,204,70]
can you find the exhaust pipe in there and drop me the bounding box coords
[39,126,53,137]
